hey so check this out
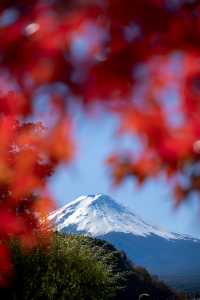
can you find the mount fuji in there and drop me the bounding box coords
[49,193,200,291]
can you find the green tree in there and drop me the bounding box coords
[0,234,114,300]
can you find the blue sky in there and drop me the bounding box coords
[49,108,200,238]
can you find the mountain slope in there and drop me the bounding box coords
[49,194,200,292]
[48,194,192,240]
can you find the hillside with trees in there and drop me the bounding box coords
[0,233,180,300]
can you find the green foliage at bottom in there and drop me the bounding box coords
[0,233,114,300]
[0,233,181,300]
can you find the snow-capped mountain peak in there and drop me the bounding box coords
[49,194,200,291]
[48,193,188,240]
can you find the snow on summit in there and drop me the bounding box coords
[48,193,188,240]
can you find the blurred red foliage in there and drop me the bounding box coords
[0,0,200,283]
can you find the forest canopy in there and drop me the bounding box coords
[0,233,179,300]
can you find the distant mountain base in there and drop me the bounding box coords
[98,232,200,293]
